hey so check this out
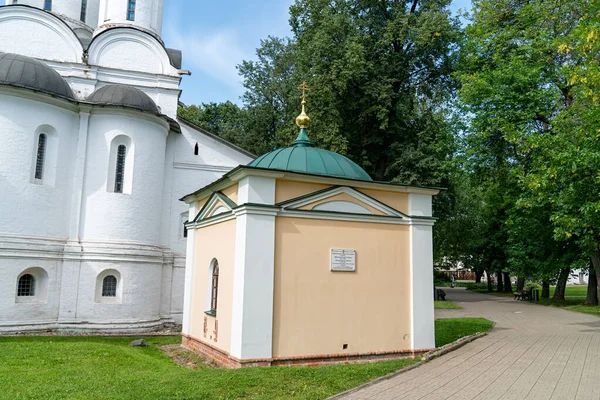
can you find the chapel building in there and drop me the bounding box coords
[181,95,439,367]
[0,0,252,333]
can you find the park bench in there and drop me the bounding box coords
[514,286,532,301]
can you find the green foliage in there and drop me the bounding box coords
[180,0,461,188]
[524,282,542,291]
[434,318,494,347]
[433,269,451,283]
[456,0,596,284]
[465,282,488,291]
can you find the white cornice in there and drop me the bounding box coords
[183,167,440,203]
[173,162,233,173]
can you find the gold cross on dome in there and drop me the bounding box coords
[298,81,310,102]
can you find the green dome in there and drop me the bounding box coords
[248,128,372,181]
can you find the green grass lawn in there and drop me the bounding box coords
[549,285,588,297]
[0,319,492,400]
[434,301,462,309]
[434,318,493,348]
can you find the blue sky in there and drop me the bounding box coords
[163,0,472,106]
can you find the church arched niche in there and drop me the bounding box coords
[87,28,178,75]
[107,135,134,194]
[30,125,59,187]
[0,6,83,62]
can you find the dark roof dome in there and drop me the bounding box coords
[87,84,159,113]
[0,52,75,100]
[249,89,372,181]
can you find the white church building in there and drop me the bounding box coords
[0,0,253,332]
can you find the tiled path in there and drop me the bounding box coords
[339,288,600,400]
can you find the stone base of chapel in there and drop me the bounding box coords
[182,334,432,369]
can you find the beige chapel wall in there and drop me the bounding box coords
[221,183,239,204]
[189,219,236,353]
[358,188,409,215]
[275,180,331,203]
[273,217,412,358]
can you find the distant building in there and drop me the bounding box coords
[0,0,252,333]
[181,96,440,367]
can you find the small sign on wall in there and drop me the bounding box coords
[330,249,356,272]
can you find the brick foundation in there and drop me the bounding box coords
[181,334,432,369]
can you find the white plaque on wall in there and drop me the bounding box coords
[330,249,356,272]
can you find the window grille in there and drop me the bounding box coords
[17,274,35,297]
[127,0,136,21]
[102,275,117,297]
[43,0,51,10]
[194,143,199,155]
[34,133,47,180]
[80,0,87,22]
[210,262,219,312]
[114,145,126,193]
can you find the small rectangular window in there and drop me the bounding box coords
[43,0,52,11]
[35,133,47,180]
[80,0,87,22]
[114,145,127,193]
[127,0,136,21]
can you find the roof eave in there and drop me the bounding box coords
[180,165,443,204]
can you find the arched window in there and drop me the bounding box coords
[17,274,35,297]
[102,275,117,297]
[80,0,87,22]
[127,0,136,21]
[34,133,47,180]
[194,142,199,155]
[114,145,127,193]
[210,261,219,313]
[43,0,52,10]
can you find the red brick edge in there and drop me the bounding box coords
[181,334,432,369]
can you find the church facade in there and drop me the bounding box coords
[0,0,253,333]
[181,96,439,367]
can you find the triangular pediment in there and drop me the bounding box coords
[277,186,408,218]
[193,192,237,222]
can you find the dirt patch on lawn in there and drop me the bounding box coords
[159,344,216,369]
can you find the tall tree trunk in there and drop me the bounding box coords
[542,281,550,298]
[475,270,482,283]
[496,270,504,292]
[552,267,570,301]
[485,270,493,292]
[584,266,598,306]
[591,251,600,292]
[503,272,512,292]
[517,277,525,291]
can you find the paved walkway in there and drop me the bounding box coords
[340,288,600,400]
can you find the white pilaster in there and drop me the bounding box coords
[181,202,198,335]
[68,108,91,241]
[230,176,276,360]
[408,193,435,350]
[58,108,91,322]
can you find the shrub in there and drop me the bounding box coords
[434,269,451,283]
[465,283,488,291]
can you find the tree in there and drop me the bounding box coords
[457,0,592,296]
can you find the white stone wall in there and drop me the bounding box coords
[0,92,79,237]
[81,111,168,243]
[0,1,254,333]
